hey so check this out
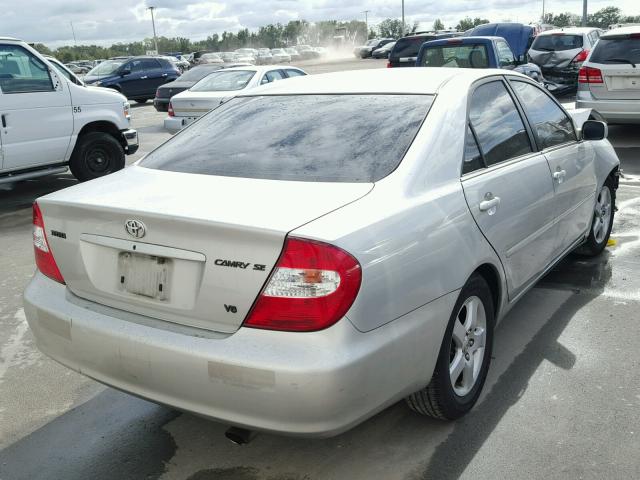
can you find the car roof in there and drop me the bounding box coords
[602,25,640,37]
[538,27,598,36]
[241,68,509,96]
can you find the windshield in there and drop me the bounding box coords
[141,94,433,183]
[366,39,379,46]
[420,44,489,68]
[190,70,256,92]
[87,59,123,76]
[391,36,436,59]
[590,37,640,64]
[531,34,584,51]
[177,66,223,82]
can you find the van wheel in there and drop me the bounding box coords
[69,132,125,182]
[406,274,494,420]
[576,176,616,256]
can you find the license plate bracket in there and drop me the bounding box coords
[118,251,171,301]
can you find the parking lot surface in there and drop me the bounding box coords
[1,57,639,480]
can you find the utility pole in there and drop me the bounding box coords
[69,21,77,46]
[401,0,405,36]
[582,0,588,26]
[147,6,159,54]
[362,10,370,40]
[541,0,545,23]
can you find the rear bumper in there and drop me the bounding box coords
[121,129,139,155]
[163,116,188,133]
[576,91,640,124]
[153,98,169,112]
[24,272,456,437]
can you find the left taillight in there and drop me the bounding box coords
[244,237,362,332]
[168,101,175,117]
[33,202,65,284]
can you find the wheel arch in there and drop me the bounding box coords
[75,121,126,151]
[472,263,502,321]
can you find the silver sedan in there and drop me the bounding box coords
[25,68,619,437]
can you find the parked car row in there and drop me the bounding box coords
[192,45,327,66]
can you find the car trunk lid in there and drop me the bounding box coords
[588,64,640,100]
[37,166,373,333]
[171,91,229,117]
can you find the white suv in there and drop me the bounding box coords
[0,37,138,183]
[576,26,640,124]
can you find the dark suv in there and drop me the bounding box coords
[83,56,181,103]
[387,32,461,68]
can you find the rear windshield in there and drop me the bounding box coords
[531,34,584,51]
[590,37,640,64]
[190,70,255,92]
[176,66,222,82]
[141,94,433,183]
[391,36,436,59]
[419,44,489,68]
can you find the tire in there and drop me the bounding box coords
[69,132,125,182]
[576,176,616,256]
[134,99,148,104]
[406,274,494,420]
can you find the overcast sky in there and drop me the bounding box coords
[4,0,639,48]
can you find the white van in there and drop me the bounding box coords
[0,37,138,183]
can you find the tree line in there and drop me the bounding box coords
[33,6,638,62]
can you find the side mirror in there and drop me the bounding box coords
[582,120,607,141]
[120,69,131,77]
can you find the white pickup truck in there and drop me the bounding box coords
[0,37,138,183]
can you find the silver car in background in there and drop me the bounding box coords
[25,69,619,437]
[577,26,640,124]
[528,27,602,94]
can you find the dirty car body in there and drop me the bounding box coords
[24,69,620,437]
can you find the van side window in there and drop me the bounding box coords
[0,45,54,94]
[469,81,532,166]
[510,80,577,149]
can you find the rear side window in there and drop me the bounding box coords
[463,125,484,174]
[141,94,433,183]
[391,37,435,60]
[510,80,577,149]
[420,44,488,68]
[590,37,640,64]
[468,81,532,166]
[531,34,584,51]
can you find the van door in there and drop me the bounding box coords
[0,43,73,171]
[509,79,597,253]
[461,79,558,300]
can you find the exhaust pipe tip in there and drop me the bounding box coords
[225,427,257,445]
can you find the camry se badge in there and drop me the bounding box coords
[125,219,146,238]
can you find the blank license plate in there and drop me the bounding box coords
[118,252,171,300]
[609,77,640,90]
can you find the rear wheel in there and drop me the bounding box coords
[576,176,616,256]
[69,132,125,182]
[406,274,494,420]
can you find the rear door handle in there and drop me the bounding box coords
[161,73,168,77]
[479,196,501,212]
[1,114,6,128]
[553,169,567,183]
[140,76,148,79]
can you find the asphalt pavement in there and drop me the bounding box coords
[1,57,639,480]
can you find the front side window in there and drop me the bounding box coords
[141,94,433,183]
[496,41,515,67]
[0,45,53,94]
[468,81,532,166]
[510,80,577,149]
[420,44,489,68]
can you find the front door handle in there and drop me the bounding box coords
[1,114,6,128]
[553,169,567,184]
[161,73,168,77]
[140,76,148,80]
[479,196,501,212]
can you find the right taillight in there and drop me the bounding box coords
[244,237,362,332]
[33,202,65,284]
[168,101,174,117]
[578,66,603,84]
[387,61,392,68]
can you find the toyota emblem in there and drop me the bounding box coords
[125,219,146,238]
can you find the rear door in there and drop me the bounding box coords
[510,79,597,253]
[143,59,170,95]
[586,33,640,101]
[0,43,73,171]
[461,79,558,299]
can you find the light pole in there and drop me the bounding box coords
[147,6,159,54]
[401,0,405,36]
[541,0,545,23]
[362,10,370,40]
[69,21,77,46]
[582,0,588,26]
